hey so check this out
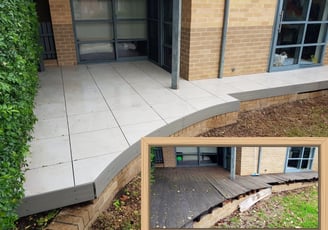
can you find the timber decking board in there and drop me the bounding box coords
[207,176,248,199]
[151,168,318,229]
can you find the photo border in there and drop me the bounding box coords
[141,137,328,229]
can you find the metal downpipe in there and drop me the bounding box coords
[219,0,230,78]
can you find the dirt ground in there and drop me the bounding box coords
[17,93,327,229]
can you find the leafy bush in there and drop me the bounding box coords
[0,0,40,228]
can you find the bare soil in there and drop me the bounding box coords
[17,93,327,229]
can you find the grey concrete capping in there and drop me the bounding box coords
[94,142,141,197]
[94,100,240,197]
[17,183,95,217]
[231,81,328,101]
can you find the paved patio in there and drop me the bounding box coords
[19,61,328,215]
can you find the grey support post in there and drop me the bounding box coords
[230,147,236,180]
[171,0,181,89]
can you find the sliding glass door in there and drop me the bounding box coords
[148,0,173,72]
[72,0,147,62]
[270,0,328,71]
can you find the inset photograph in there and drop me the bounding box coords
[141,138,326,229]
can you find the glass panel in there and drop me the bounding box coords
[75,23,113,41]
[180,155,198,166]
[199,147,218,165]
[301,160,309,169]
[301,46,323,64]
[163,46,172,71]
[164,23,172,46]
[148,0,159,19]
[283,0,310,21]
[163,0,173,22]
[274,47,300,66]
[148,21,159,62]
[305,24,322,43]
[309,0,327,21]
[305,24,328,43]
[116,0,146,19]
[72,0,111,20]
[289,147,302,158]
[79,43,115,61]
[303,147,311,158]
[117,41,147,58]
[176,147,197,154]
[117,21,147,39]
[277,24,304,45]
[288,160,299,168]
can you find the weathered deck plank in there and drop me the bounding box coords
[151,168,318,229]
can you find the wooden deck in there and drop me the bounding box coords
[150,167,318,228]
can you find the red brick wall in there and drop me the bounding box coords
[49,0,77,66]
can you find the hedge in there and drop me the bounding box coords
[0,0,40,228]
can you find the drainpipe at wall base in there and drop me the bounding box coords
[171,0,182,89]
[219,0,230,79]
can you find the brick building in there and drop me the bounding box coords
[154,146,319,175]
[37,0,328,80]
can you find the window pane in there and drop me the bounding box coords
[289,147,302,158]
[164,23,172,46]
[79,43,115,61]
[163,0,173,22]
[305,24,328,44]
[76,23,113,41]
[116,0,146,19]
[176,147,197,154]
[301,46,324,64]
[199,147,218,165]
[288,160,299,168]
[303,147,311,158]
[304,24,327,43]
[117,21,147,39]
[283,0,310,21]
[301,160,309,169]
[309,0,327,21]
[163,46,172,71]
[274,47,300,66]
[117,41,147,58]
[73,0,112,20]
[148,20,159,62]
[277,24,304,45]
[148,0,159,19]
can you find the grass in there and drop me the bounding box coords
[215,185,318,228]
[286,107,328,137]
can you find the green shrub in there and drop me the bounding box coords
[0,0,40,228]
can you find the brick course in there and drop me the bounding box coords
[325,46,328,65]
[180,0,224,80]
[49,0,77,66]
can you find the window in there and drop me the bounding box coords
[285,147,316,172]
[71,0,148,62]
[152,147,164,164]
[175,147,219,167]
[270,0,328,70]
